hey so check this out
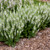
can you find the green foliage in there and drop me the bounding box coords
[0,11,23,46]
[21,21,35,38]
[0,0,50,46]
[0,0,49,12]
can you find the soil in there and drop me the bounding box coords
[0,28,50,50]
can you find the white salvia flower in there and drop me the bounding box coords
[12,35,13,39]
[23,11,25,14]
[39,3,41,6]
[34,26,36,30]
[43,11,47,14]
[21,12,23,15]
[22,17,25,20]
[38,23,40,27]
[14,32,16,36]
[38,19,40,22]
[4,11,7,15]
[4,33,8,39]
[16,17,19,20]
[9,4,12,7]
[20,31,22,33]
[27,19,30,22]
[21,25,24,28]
[5,0,7,2]
[41,10,43,13]
[0,24,1,26]
[25,8,28,12]
[30,15,32,18]
[37,29,40,32]
[17,30,19,33]
[32,31,34,33]
[9,35,10,38]
[38,11,39,14]
[13,18,16,21]
[20,0,22,4]
[18,26,21,29]
[7,6,10,8]
[35,16,38,19]
[21,29,23,32]
[36,7,39,9]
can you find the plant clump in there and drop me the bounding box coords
[0,0,50,46]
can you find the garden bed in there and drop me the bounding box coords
[0,0,50,49]
[0,28,50,50]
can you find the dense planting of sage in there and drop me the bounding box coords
[0,0,50,46]
[0,0,34,12]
